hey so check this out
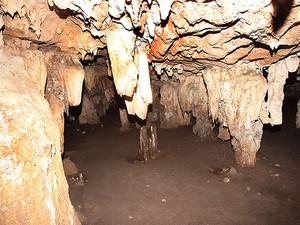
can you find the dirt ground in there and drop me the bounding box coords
[64,97,300,225]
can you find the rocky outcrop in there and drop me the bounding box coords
[0,51,80,225]
[44,49,85,152]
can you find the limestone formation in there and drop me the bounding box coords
[203,64,268,167]
[79,60,115,124]
[44,49,85,153]
[265,56,300,125]
[159,80,191,129]
[0,51,80,225]
[1,0,300,223]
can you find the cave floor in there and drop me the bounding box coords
[64,97,300,225]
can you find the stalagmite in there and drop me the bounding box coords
[139,125,158,162]
[231,120,264,167]
[218,127,231,141]
[119,108,131,131]
[296,99,300,129]
[79,94,101,124]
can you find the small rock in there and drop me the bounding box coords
[128,215,133,219]
[223,177,230,183]
[257,192,262,196]
[226,166,238,176]
[81,131,86,134]
[275,163,280,167]
[272,173,279,177]
[63,158,78,176]
[162,198,167,202]
[246,186,251,191]
[146,184,150,188]
[209,166,229,175]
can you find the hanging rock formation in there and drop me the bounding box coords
[1,0,300,224]
[203,63,268,167]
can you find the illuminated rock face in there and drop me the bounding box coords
[0,0,300,223]
[0,51,80,225]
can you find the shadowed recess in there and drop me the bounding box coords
[272,0,294,33]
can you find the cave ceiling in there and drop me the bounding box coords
[0,0,300,120]
[1,0,299,65]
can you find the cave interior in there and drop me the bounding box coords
[0,0,300,224]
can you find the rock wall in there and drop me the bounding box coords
[44,48,84,152]
[159,80,191,129]
[79,59,115,124]
[0,51,80,225]
[156,67,212,139]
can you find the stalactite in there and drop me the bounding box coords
[267,55,300,125]
[203,64,267,167]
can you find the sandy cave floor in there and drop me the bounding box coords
[64,97,300,225]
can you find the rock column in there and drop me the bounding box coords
[203,64,267,167]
